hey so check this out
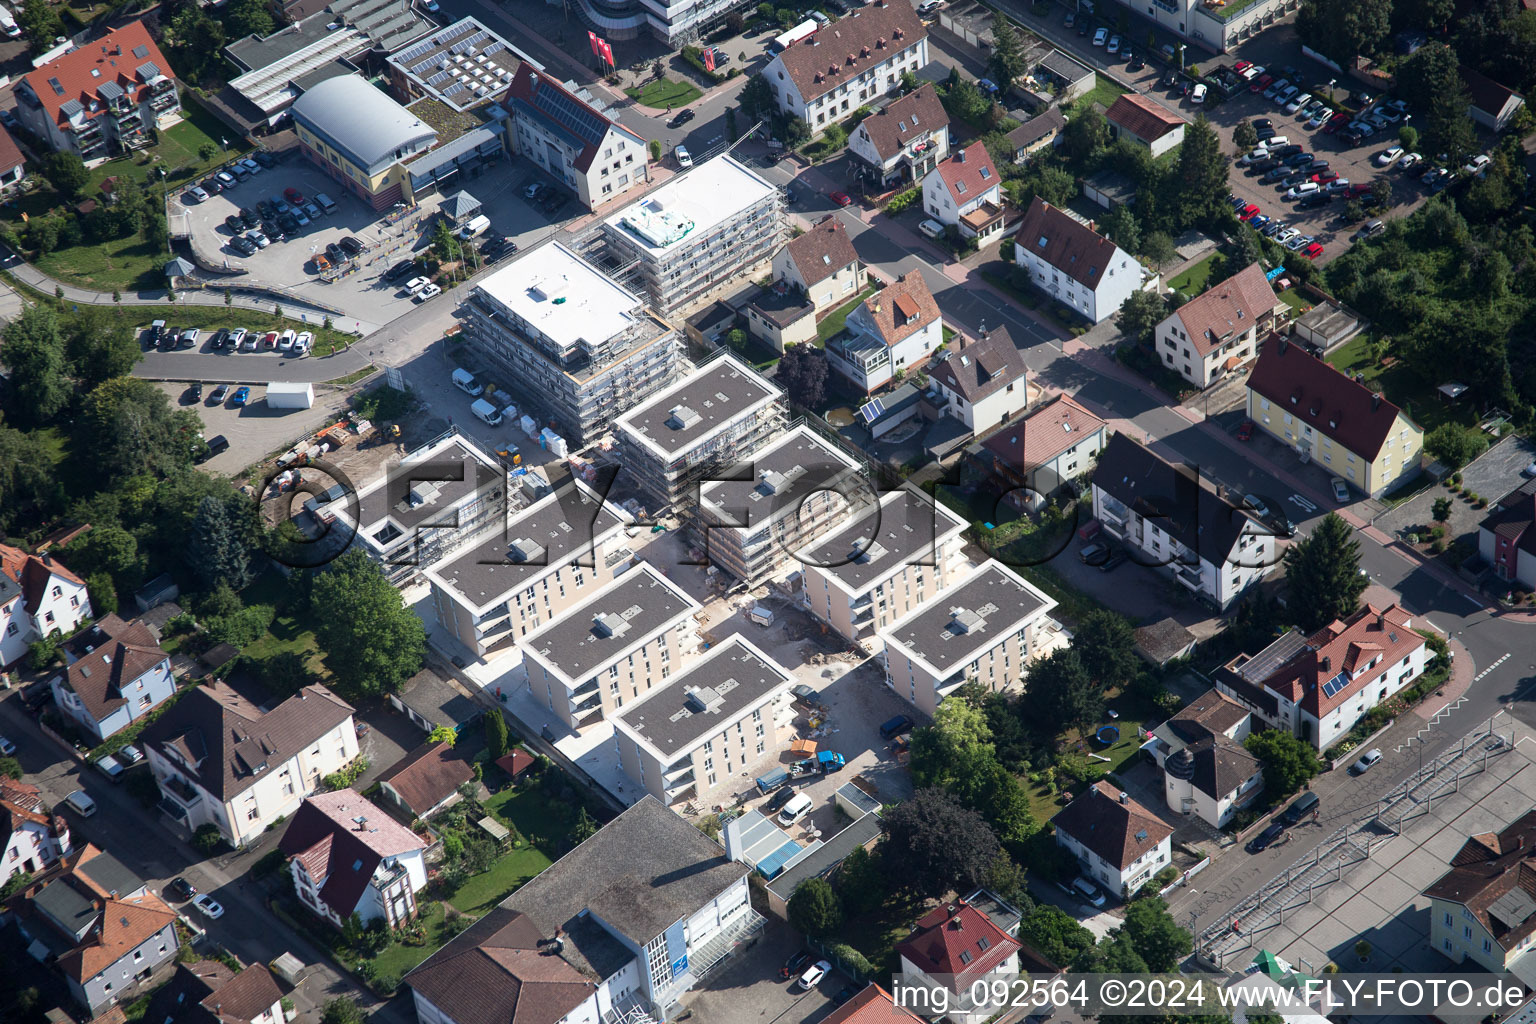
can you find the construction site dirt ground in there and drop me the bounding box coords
[1204,716,1536,975]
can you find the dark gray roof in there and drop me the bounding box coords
[225,11,350,73]
[75,849,143,898]
[799,487,966,592]
[1038,49,1094,85]
[766,810,881,902]
[395,669,481,729]
[617,356,780,458]
[522,566,697,684]
[1190,737,1261,800]
[442,190,482,219]
[33,879,97,942]
[613,637,793,758]
[1007,107,1065,151]
[504,796,749,975]
[430,480,628,610]
[698,426,864,537]
[1091,433,1257,567]
[882,561,1049,674]
[1134,617,1197,665]
[353,436,503,533]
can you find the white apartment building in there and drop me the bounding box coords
[611,637,796,807]
[978,393,1109,511]
[1215,604,1431,751]
[771,216,862,314]
[1052,782,1174,897]
[1141,689,1262,829]
[762,0,928,134]
[1014,197,1147,323]
[847,82,949,188]
[615,353,787,512]
[522,564,701,732]
[0,778,71,885]
[896,892,1024,1024]
[0,544,91,668]
[50,614,174,744]
[426,479,634,660]
[407,797,763,1024]
[320,429,507,587]
[140,682,359,847]
[599,154,784,313]
[927,326,1030,432]
[1108,0,1298,54]
[880,560,1057,716]
[697,424,869,586]
[1154,262,1283,387]
[461,240,682,445]
[826,272,943,394]
[799,487,968,651]
[922,142,1005,242]
[1091,433,1276,610]
[280,790,428,929]
[505,63,650,211]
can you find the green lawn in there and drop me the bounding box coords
[447,845,552,915]
[1326,334,1474,433]
[239,572,329,676]
[840,891,931,974]
[482,786,582,846]
[724,328,783,371]
[1277,288,1312,313]
[1168,253,1219,298]
[942,325,957,344]
[817,284,878,344]
[624,78,702,109]
[1069,79,1131,117]
[36,235,174,293]
[442,785,578,914]
[361,903,453,984]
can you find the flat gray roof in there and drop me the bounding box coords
[766,809,881,902]
[799,487,966,592]
[505,795,749,966]
[354,435,503,533]
[74,850,143,898]
[429,479,627,610]
[396,668,481,728]
[699,425,864,536]
[882,560,1052,674]
[617,355,780,459]
[613,637,793,759]
[522,565,698,683]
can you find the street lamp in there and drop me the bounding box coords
[220,136,228,151]
[1327,78,1336,101]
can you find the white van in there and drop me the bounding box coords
[457,214,491,240]
[1072,876,1107,907]
[471,398,503,426]
[64,791,97,817]
[452,368,482,396]
[314,193,337,215]
[778,792,812,827]
[1261,135,1290,150]
[918,218,945,240]
[675,145,693,169]
[0,9,20,37]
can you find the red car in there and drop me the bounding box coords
[1321,113,1350,134]
[1234,59,1252,72]
[1250,74,1272,94]
[1302,242,1324,260]
[1310,169,1338,184]
[1236,420,1254,441]
[1347,181,1372,196]
[284,186,305,205]
[1239,203,1260,221]
[830,191,852,207]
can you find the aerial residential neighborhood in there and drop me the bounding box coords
[1,0,1536,1022]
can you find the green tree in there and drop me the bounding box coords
[192,823,223,854]
[85,572,117,616]
[1398,124,1419,153]
[1424,423,1490,469]
[259,651,311,697]
[320,998,366,1024]
[1019,905,1097,965]
[1141,231,1178,271]
[1121,897,1192,970]
[42,151,88,198]
[980,854,1033,914]
[943,78,991,125]
[1283,513,1368,631]
[224,0,275,37]
[428,724,457,745]
[1230,224,1264,272]
[1,305,70,425]
[485,707,510,760]
[910,696,994,792]
[163,3,228,84]
[16,0,62,51]
[1424,86,1477,167]
[988,13,1027,88]
[1072,609,1139,690]
[1245,729,1322,796]
[776,343,829,409]
[1078,929,1149,973]
[571,807,599,844]
[0,757,21,780]
[835,844,883,915]
[430,219,461,264]
[0,424,65,532]
[310,548,427,700]
[1175,115,1229,227]
[783,117,812,148]
[1115,289,1168,345]
[64,523,139,582]
[189,494,257,590]
[787,876,843,936]
[1061,107,1109,165]
[1103,205,1141,256]
[1296,0,1391,67]
[79,376,203,479]
[1395,42,1461,115]
[954,760,1040,847]
[1369,176,1393,211]
[1433,496,1453,522]
[1233,120,1259,153]
[1029,649,1104,735]
[881,788,1002,896]
[65,307,139,388]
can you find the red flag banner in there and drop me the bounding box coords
[599,40,615,66]
[703,47,716,72]
[587,30,600,56]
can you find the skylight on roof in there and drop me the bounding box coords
[48,77,64,96]
[956,181,967,194]
[980,166,991,179]
[1037,235,1048,247]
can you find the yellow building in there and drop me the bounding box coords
[1426,813,1536,972]
[1245,337,1423,500]
[291,75,437,210]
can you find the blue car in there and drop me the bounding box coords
[1250,214,1271,230]
[230,386,250,407]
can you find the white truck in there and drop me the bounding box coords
[471,398,503,426]
[266,382,314,409]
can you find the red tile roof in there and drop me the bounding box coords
[1169,262,1281,357]
[772,1,927,105]
[1461,64,1524,116]
[932,141,999,208]
[504,62,642,174]
[495,749,536,779]
[858,271,940,348]
[1050,781,1173,870]
[820,985,925,1024]
[1247,337,1412,461]
[379,741,475,817]
[855,83,947,161]
[1105,92,1187,142]
[0,124,24,177]
[0,543,87,617]
[1256,604,1425,718]
[279,790,426,918]
[1015,197,1128,290]
[896,899,1021,982]
[784,216,860,288]
[981,393,1106,472]
[21,22,175,129]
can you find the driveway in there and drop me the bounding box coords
[681,914,839,1024]
[354,701,426,789]
[1375,435,1536,546]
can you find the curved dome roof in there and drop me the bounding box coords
[291,75,436,173]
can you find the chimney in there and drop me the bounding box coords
[957,148,966,163]
[1321,656,1331,672]
[1118,791,1128,804]
[949,915,964,930]
[1371,392,1382,412]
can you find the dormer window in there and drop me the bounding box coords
[955,181,967,194]
[980,166,991,180]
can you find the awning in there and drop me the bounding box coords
[1224,356,1241,370]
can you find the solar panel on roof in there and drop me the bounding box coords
[858,397,886,423]
[1320,671,1349,698]
[533,79,608,145]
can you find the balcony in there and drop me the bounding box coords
[1174,563,1204,590]
[159,774,202,807]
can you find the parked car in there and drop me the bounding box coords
[1106,33,1120,53]
[766,787,797,813]
[1331,476,1350,503]
[231,235,257,256]
[1349,748,1383,775]
[338,236,364,258]
[1191,83,1207,103]
[829,191,852,207]
[797,962,830,991]
[227,328,247,351]
[167,877,198,901]
[781,950,814,980]
[879,715,915,739]
[209,384,230,405]
[1098,547,1129,571]
[1072,876,1108,907]
[1302,242,1324,260]
[0,736,13,756]
[384,259,420,283]
[1246,822,1284,854]
[294,332,313,356]
[416,283,442,301]
[192,894,224,919]
[284,186,305,204]
[1286,182,1320,200]
[215,170,237,189]
[1374,146,1403,167]
[231,386,250,407]
[1351,219,1386,241]
[1463,154,1491,177]
[185,186,210,203]
[667,108,696,128]
[1399,152,1422,170]
[1078,541,1110,565]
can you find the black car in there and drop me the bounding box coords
[879,715,914,739]
[1269,143,1301,158]
[1098,547,1130,571]
[1256,126,1276,141]
[231,235,257,256]
[20,679,52,715]
[1254,118,1273,130]
[257,199,275,218]
[1297,192,1332,208]
[1261,167,1290,184]
[781,950,813,980]
[338,236,364,258]
[384,259,420,283]
[167,877,198,901]
[240,207,260,228]
[201,177,222,194]
[278,212,300,235]
[1078,18,1090,35]
[1286,152,1315,166]
[210,328,229,351]
[224,213,246,233]
[184,382,202,403]
[542,192,569,215]
[325,242,344,262]
[160,329,179,351]
[1278,792,1319,827]
[766,787,796,813]
[1253,157,1281,172]
[1246,822,1284,854]
[667,108,696,129]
